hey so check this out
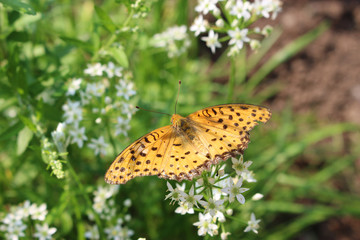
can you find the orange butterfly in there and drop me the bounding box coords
[105,104,271,184]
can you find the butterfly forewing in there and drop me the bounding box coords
[187,103,271,160]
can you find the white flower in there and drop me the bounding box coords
[88,136,108,156]
[241,170,257,182]
[201,30,222,54]
[124,214,131,221]
[86,82,105,97]
[195,0,218,15]
[200,198,224,216]
[252,193,264,201]
[214,210,226,222]
[193,213,218,236]
[69,125,87,148]
[94,185,119,203]
[250,39,261,50]
[104,62,123,78]
[151,25,190,58]
[104,225,123,240]
[228,28,250,50]
[221,231,231,240]
[66,78,82,96]
[116,80,136,101]
[16,200,32,219]
[190,15,207,36]
[123,199,132,207]
[5,223,27,240]
[230,0,252,20]
[165,182,186,204]
[180,185,203,208]
[33,223,57,240]
[244,213,261,234]
[221,177,249,203]
[114,117,130,137]
[231,156,252,175]
[120,103,137,119]
[62,100,83,124]
[30,203,48,221]
[51,123,67,152]
[215,19,224,28]
[85,225,99,239]
[175,201,194,215]
[84,63,105,76]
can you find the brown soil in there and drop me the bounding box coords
[270,0,360,124]
[267,1,360,239]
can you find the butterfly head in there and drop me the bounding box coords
[171,114,186,129]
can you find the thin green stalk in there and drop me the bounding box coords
[227,57,236,102]
[66,159,105,239]
[72,195,85,240]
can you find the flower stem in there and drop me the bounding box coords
[66,159,105,239]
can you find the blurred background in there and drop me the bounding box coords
[1,0,359,239]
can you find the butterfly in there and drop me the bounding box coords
[105,104,271,184]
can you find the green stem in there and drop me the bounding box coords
[227,57,236,102]
[72,195,85,240]
[66,159,105,239]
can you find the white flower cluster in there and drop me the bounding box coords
[151,25,191,58]
[55,62,136,157]
[0,200,56,240]
[165,155,262,238]
[85,185,134,240]
[190,0,282,56]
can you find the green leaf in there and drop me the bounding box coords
[16,126,34,155]
[0,0,36,15]
[94,6,116,33]
[108,47,129,68]
[59,36,93,52]
[0,121,24,141]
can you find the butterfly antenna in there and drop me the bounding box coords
[175,80,181,114]
[136,106,171,117]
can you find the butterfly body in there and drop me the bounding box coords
[105,104,271,184]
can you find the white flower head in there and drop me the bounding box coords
[221,177,249,203]
[229,0,252,21]
[195,0,219,15]
[88,136,108,156]
[86,82,105,97]
[201,30,222,54]
[180,185,203,208]
[244,213,261,234]
[62,100,83,124]
[69,125,87,148]
[193,212,218,237]
[84,63,105,77]
[116,80,136,101]
[228,28,250,50]
[66,78,82,96]
[200,198,224,216]
[252,193,264,201]
[190,15,208,36]
[30,203,48,221]
[231,156,252,175]
[33,223,57,240]
[114,116,131,137]
[104,62,123,78]
[85,225,99,240]
[175,201,195,215]
[165,182,185,204]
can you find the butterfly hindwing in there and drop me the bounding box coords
[105,125,172,184]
